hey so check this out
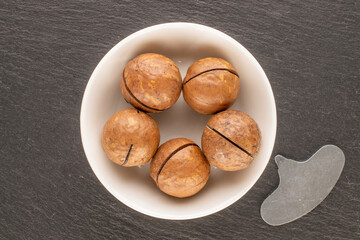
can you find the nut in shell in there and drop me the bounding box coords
[183,57,240,114]
[202,110,261,171]
[120,53,182,113]
[101,108,160,167]
[150,138,210,198]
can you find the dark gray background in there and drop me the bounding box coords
[1,0,359,239]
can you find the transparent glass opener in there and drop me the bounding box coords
[261,145,345,226]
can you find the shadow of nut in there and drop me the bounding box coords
[150,138,210,198]
[101,108,160,167]
[120,53,182,113]
[183,57,240,115]
[201,110,261,171]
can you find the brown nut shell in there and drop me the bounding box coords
[201,110,261,171]
[120,53,182,113]
[150,138,210,198]
[101,108,160,167]
[183,57,240,114]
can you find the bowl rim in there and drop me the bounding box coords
[80,22,277,220]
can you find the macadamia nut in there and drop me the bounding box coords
[150,138,210,198]
[120,53,182,113]
[202,110,261,171]
[101,108,160,167]
[183,57,240,114]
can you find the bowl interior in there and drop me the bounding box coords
[80,23,276,220]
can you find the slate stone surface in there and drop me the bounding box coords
[1,0,359,239]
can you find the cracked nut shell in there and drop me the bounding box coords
[150,138,210,198]
[183,57,240,114]
[101,108,160,167]
[201,110,261,171]
[120,53,182,113]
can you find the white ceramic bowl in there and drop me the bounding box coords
[80,22,277,220]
